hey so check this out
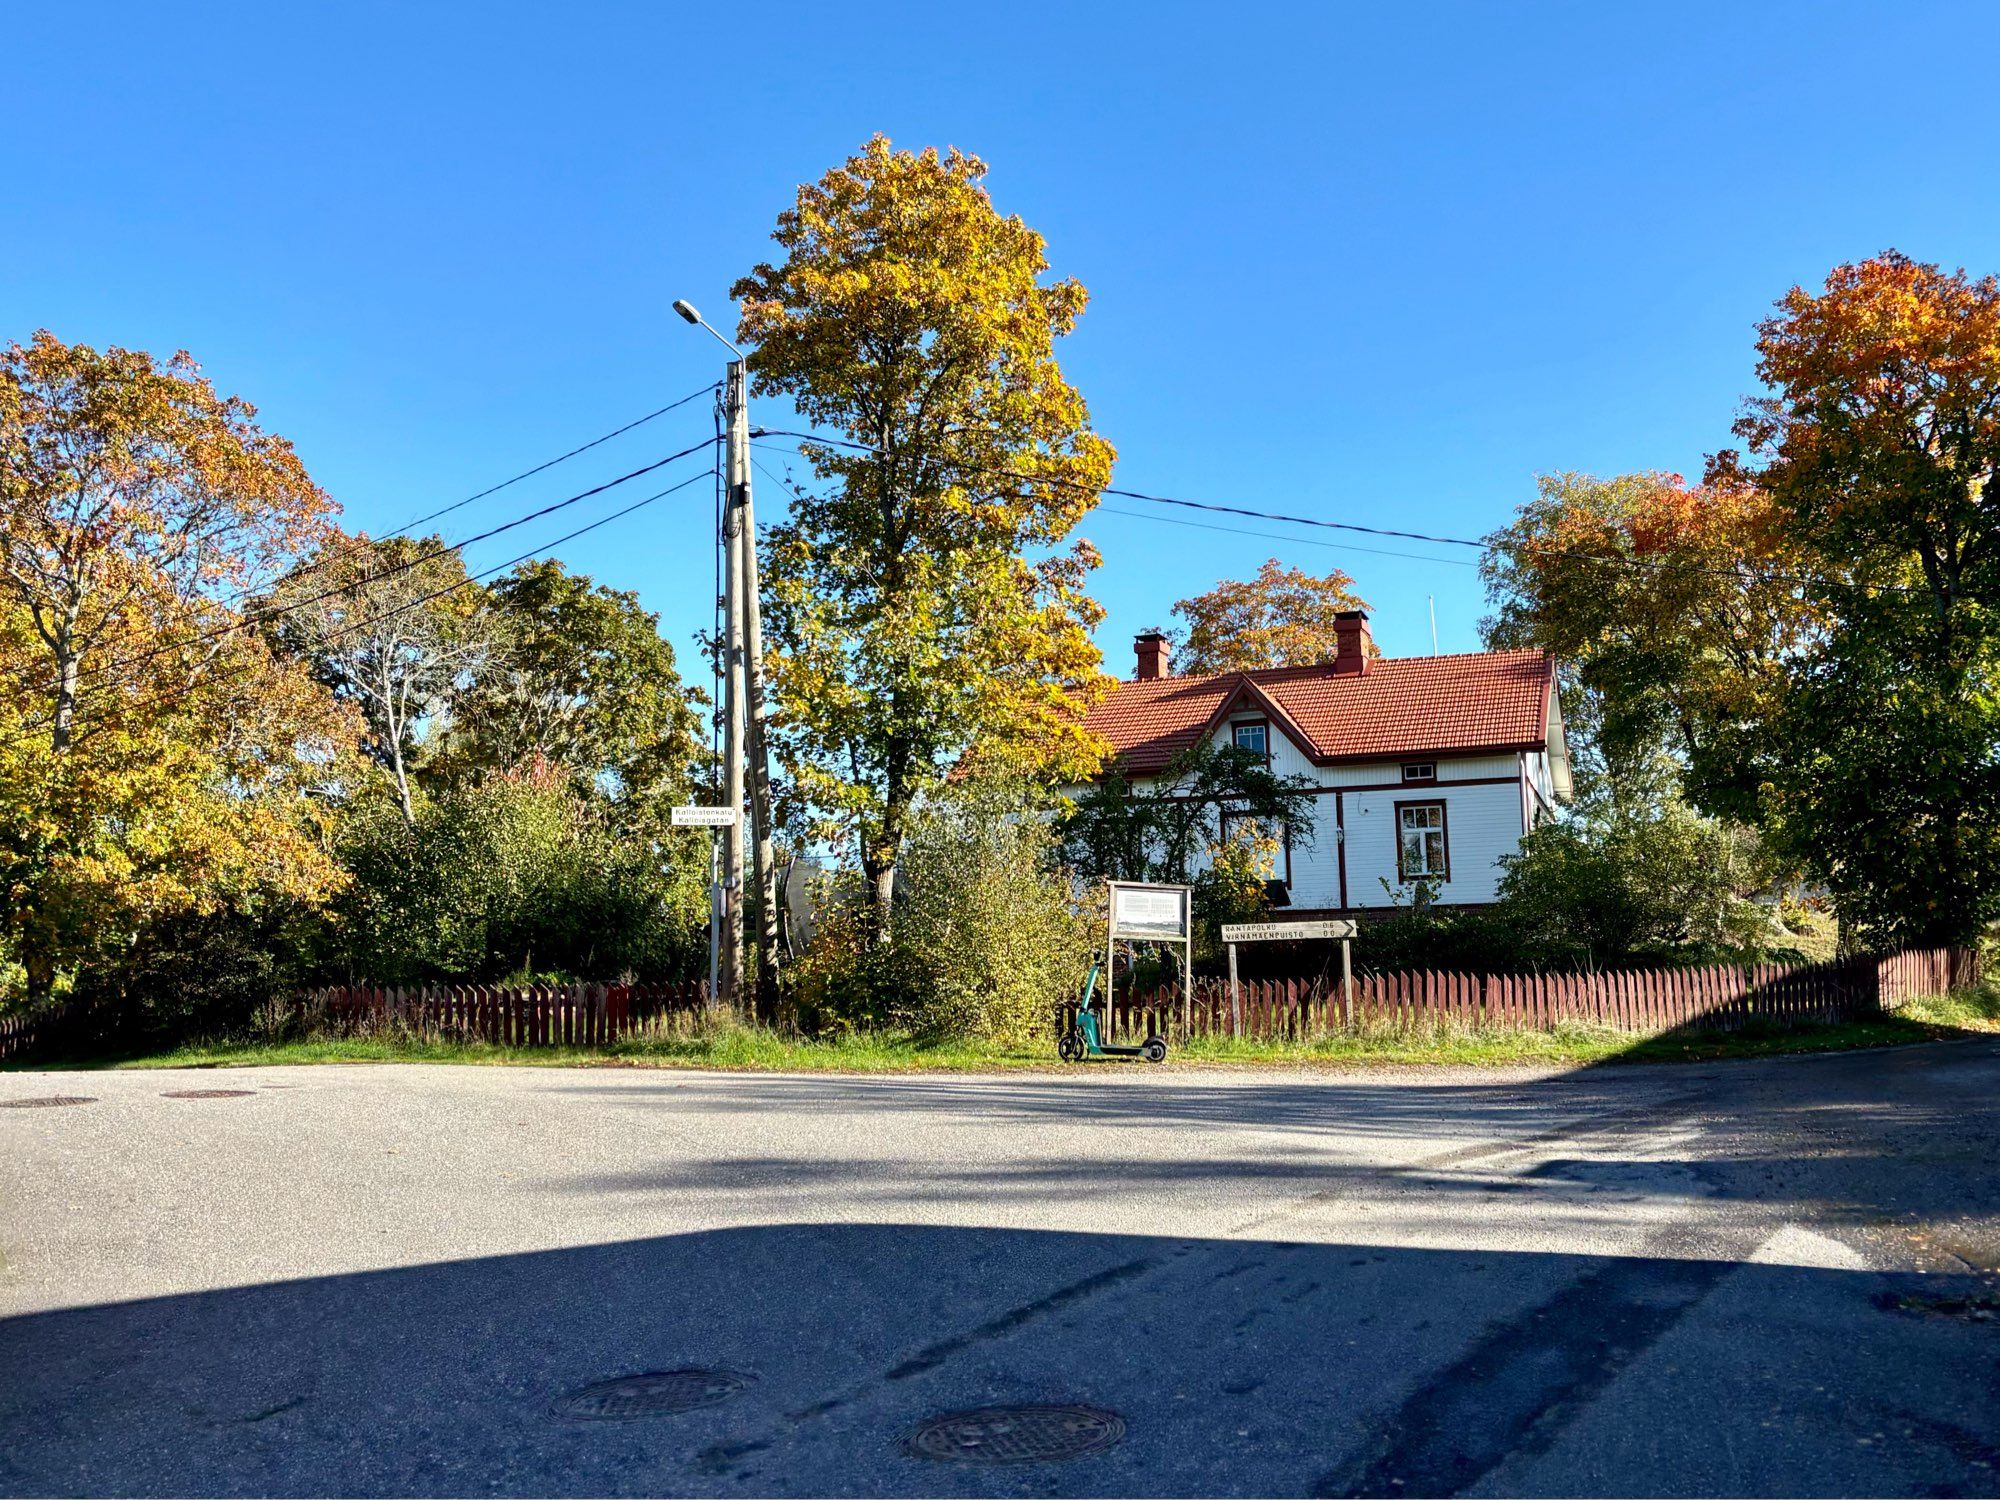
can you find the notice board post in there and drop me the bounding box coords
[1106,881,1192,1041]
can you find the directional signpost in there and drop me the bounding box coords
[673,806,740,1002]
[1219,917,1359,1036]
[671,806,739,828]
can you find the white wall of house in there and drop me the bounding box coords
[1125,713,1541,913]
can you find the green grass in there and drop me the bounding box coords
[21,983,1998,1076]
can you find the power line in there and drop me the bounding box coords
[1,437,719,739]
[1,467,717,755]
[751,429,1900,595]
[1093,505,1482,569]
[382,383,718,541]
[198,384,723,616]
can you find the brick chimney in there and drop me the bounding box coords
[1134,629,1170,681]
[1332,610,1372,675]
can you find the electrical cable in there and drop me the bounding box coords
[205,384,723,615]
[1,468,716,755]
[750,429,1904,596]
[381,382,716,541]
[0,438,720,744]
[0,436,720,715]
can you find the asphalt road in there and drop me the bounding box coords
[3,1043,1998,1497]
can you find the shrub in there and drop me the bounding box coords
[795,780,1095,1044]
[1497,806,1775,967]
[65,901,315,1045]
[330,770,706,984]
[880,786,1096,1044]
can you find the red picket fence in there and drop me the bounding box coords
[0,945,1983,1060]
[1095,946,1984,1043]
[307,980,711,1046]
[0,1003,76,1062]
[1877,946,1983,1005]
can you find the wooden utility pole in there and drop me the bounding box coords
[675,297,779,1012]
[717,376,747,1009]
[724,359,783,1007]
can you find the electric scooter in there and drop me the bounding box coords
[1056,961,1168,1063]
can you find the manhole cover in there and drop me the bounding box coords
[0,1096,95,1109]
[552,1369,755,1420]
[904,1405,1126,1464]
[161,1089,257,1099]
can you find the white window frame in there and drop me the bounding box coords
[1231,719,1270,759]
[1397,800,1449,881]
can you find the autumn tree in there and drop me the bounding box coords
[270,533,489,826]
[1719,252,2000,947]
[0,331,334,749]
[733,137,1116,927]
[0,332,352,997]
[1482,471,1813,817]
[1171,558,1371,674]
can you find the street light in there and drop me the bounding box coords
[672,299,742,359]
[676,295,778,1012]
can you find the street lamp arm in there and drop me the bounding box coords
[672,298,744,359]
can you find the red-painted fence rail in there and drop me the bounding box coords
[1091,946,1982,1043]
[0,947,1982,1060]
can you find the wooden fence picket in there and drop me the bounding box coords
[285,943,1978,1053]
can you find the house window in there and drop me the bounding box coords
[1401,762,1436,783]
[1232,720,1269,758]
[1397,801,1449,881]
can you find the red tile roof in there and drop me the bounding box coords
[1084,650,1556,774]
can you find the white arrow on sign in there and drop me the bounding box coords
[671,805,739,827]
[1221,919,1357,942]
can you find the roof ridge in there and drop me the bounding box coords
[1108,646,1546,690]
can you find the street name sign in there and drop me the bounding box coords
[1221,919,1358,942]
[671,806,739,828]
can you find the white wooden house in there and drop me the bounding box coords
[1081,611,1571,915]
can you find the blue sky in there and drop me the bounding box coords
[10,1,1999,681]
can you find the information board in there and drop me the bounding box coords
[1109,882,1190,940]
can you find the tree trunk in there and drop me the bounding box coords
[870,860,896,944]
[50,653,80,752]
[388,740,416,829]
[22,941,56,1002]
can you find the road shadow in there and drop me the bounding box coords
[3,1221,1996,1498]
[532,1040,2000,1251]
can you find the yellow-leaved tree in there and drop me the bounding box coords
[733,138,1116,929]
[0,332,355,999]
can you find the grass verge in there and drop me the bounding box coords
[25,983,1995,1074]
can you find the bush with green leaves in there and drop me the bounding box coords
[880,785,1096,1043]
[795,780,1094,1044]
[329,769,706,985]
[1496,806,1776,968]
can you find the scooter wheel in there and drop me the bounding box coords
[1142,1037,1168,1064]
[1058,1033,1085,1063]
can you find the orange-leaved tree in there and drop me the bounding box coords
[1482,471,1813,817]
[1719,252,2000,947]
[1171,558,1371,674]
[0,332,354,998]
